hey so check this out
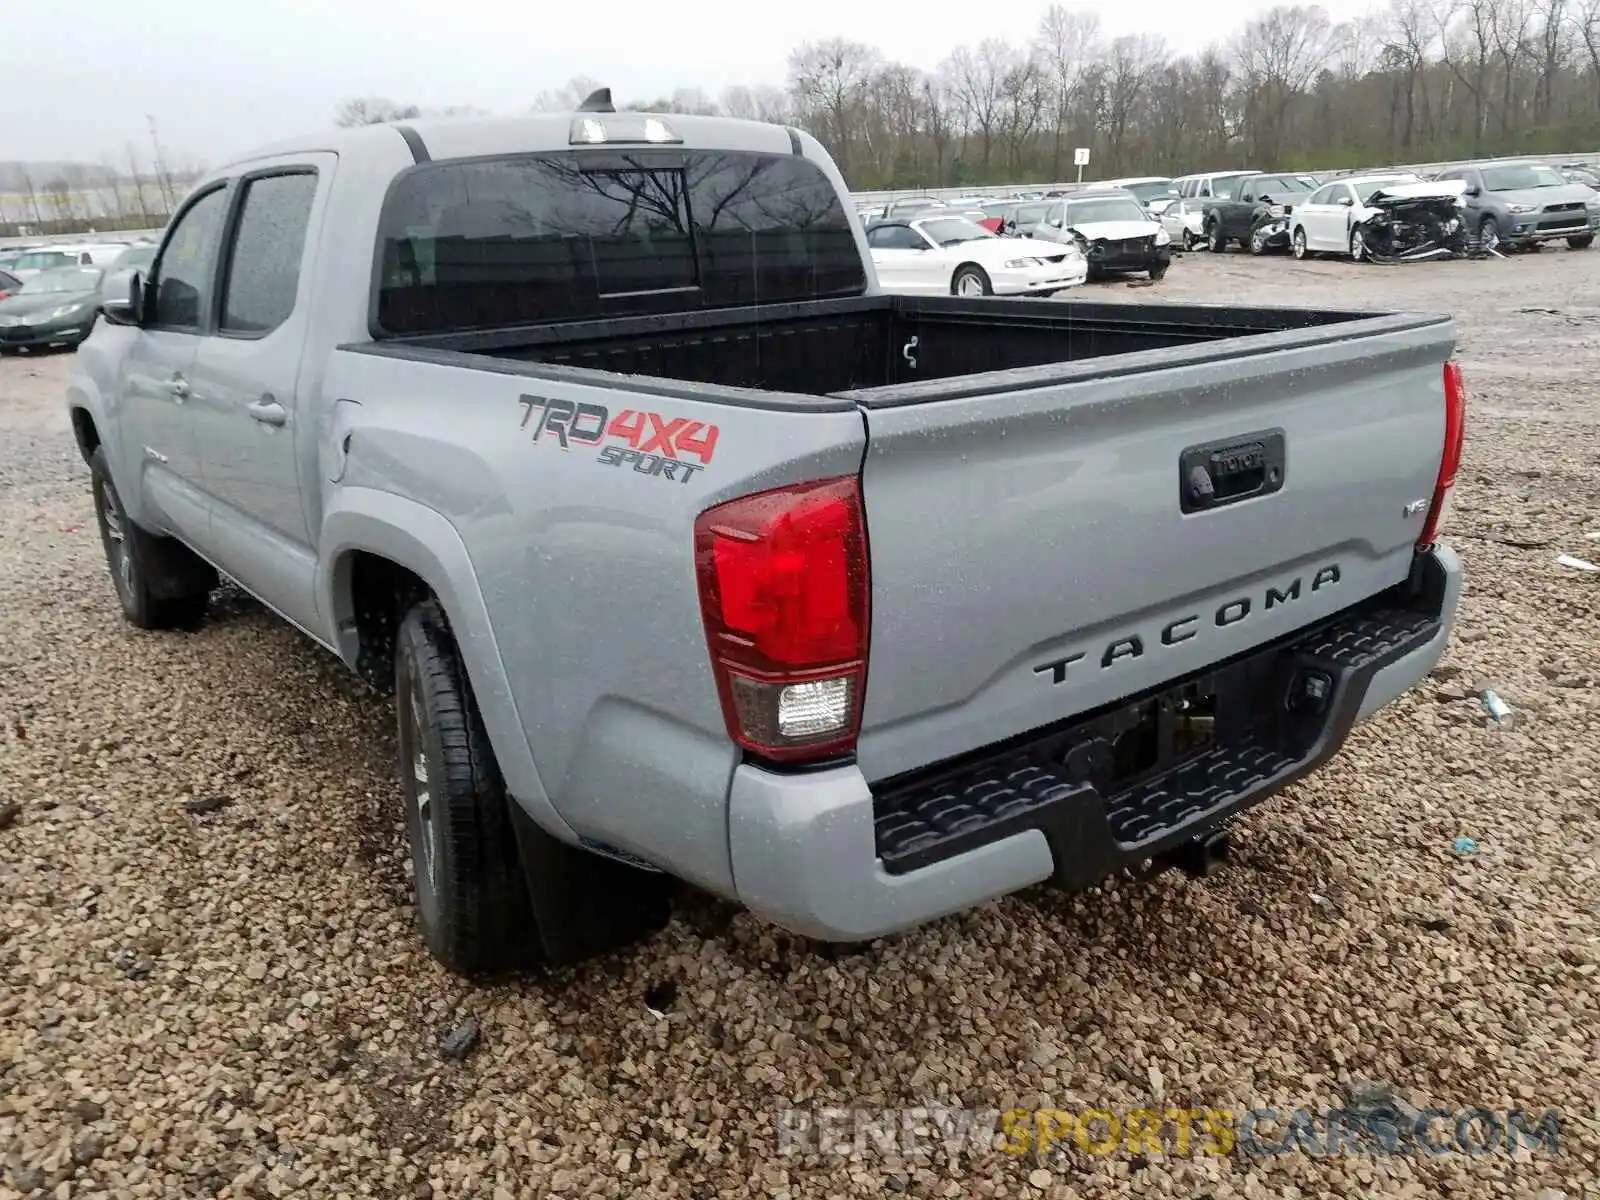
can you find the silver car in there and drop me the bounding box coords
[1433,161,1600,252]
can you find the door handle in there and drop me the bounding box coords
[246,397,288,427]
[168,377,189,402]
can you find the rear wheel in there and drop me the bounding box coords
[89,446,215,630]
[951,264,992,297]
[1568,233,1594,250]
[1149,262,1169,281]
[395,600,541,974]
[1291,227,1309,259]
[394,599,671,974]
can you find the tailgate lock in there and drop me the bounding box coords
[1179,428,1287,513]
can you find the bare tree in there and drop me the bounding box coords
[787,38,882,174]
[1233,5,1336,161]
[942,40,1021,171]
[334,96,423,127]
[1033,7,1103,179]
[720,84,791,123]
[530,77,606,112]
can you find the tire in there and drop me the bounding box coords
[1568,233,1594,250]
[1350,225,1368,262]
[1206,222,1227,253]
[394,600,670,974]
[1478,217,1501,254]
[89,446,215,630]
[395,599,543,974]
[1181,229,1198,251]
[1149,262,1169,281]
[951,264,992,297]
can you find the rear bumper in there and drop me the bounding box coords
[728,544,1461,943]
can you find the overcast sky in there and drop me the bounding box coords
[8,0,1379,165]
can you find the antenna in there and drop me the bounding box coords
[577,88,615,113]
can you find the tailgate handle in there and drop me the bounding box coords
[1179,429,1285,514]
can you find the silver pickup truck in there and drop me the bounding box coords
[67,100,1467,975]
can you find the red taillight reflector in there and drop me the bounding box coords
[1418,360,1467,548]
[694,476,870,764]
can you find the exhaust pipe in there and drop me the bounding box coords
[1165,826,1233,878]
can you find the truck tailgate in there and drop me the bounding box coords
[851,315,1454,783]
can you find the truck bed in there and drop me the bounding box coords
[359,295,1432,406]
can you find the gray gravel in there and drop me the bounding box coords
[2,249,1598,1199]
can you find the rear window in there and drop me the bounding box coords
[374,150,867,336]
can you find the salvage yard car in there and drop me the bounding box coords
[1032,188,1173,280]
[866,214,1087,296]
[1433,160,1600,252]
[67,102,1466,975]
[0,266,106,352]
[1290,173,1423,260]
[1202,172,1316,253]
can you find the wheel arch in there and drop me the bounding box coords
[318,487,574,841]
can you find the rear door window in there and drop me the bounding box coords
[375,150,868,335]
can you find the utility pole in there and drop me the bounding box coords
[147,114,175,214]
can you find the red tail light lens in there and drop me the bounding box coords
[1418,360,1467,549]
[694,476,870,764]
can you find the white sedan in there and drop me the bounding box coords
[866,216,1087,297]
[1159,198,1207,250]
[1289,173,1423,259]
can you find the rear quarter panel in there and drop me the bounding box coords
[318,349,867,893]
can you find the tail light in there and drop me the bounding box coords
[1417,360,1467,548]
[694,477,870,765]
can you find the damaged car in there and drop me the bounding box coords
[1358,179,1472,262]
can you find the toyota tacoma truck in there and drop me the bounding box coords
[66,96,1467,975]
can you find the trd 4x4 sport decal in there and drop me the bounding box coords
[517,394,719,484]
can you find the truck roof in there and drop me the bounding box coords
[219,110,803,172]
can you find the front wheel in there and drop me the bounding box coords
[1479,217,1501,254]
[1291,227,1309,259]
[1568,233,1594,250]
[1350,226,1369,261]
[951,264,993,297]
[1206,223,1227,253]
[89,446,215,630]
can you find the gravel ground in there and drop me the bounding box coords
[2,249,1598,1200]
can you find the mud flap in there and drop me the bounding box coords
[507,799,673,965]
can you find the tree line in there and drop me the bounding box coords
[342,0,1600,189]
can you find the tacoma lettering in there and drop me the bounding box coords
[1033,564,1342,685]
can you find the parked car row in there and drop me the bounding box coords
[0,239,159,353]
[860,155,1600,276]
[859,186,1177,297]
[1166,159,1600,263]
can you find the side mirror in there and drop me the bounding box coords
[98,271,142,326]
[1463,185,1481,197]
[1338,195,1354,207]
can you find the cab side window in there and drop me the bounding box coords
[219,171,319,335]
[151,187,229,331]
